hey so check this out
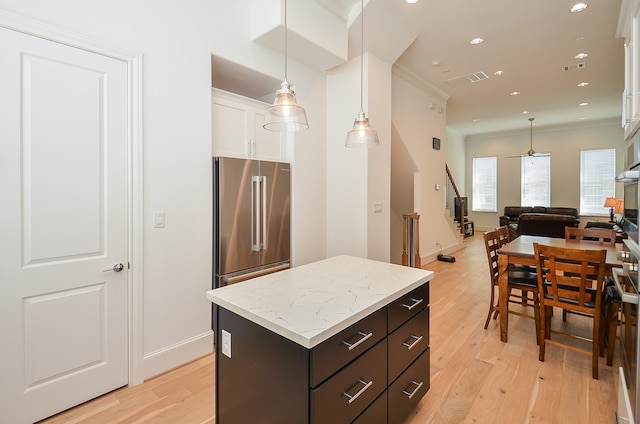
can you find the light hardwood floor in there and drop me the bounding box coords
[39,235,619,423]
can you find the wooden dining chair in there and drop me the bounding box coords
[496,225,512,244]
[483,228,540,336]
[564,226,620,365]
[565,227,617,245]
[533,243,607,379]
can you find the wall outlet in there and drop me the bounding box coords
[221,329,231,358]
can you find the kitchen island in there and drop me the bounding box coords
[206,255,434,424]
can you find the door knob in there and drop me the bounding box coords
[103,263,125,272]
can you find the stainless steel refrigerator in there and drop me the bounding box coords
[213,156,291,290]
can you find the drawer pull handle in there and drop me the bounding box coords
[342,331,373,351]
[402,334,424,350]
[402,380,424,399]
[401,298,423,311]
[343,379,373,404]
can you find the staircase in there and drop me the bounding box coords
[445,164,469,238]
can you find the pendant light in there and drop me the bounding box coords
[345,0,379,147]
[263,0,309,132]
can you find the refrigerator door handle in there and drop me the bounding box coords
[251,175,261,252]
[261,175,267,250]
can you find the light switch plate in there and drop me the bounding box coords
[221,329,231,358]
[153,211,165,228]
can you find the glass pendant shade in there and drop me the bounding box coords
[346,110,379,147]
[264,79,309,132]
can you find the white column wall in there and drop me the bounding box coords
[327,56,368,258]
[366,54,392,262]
[326,53,391,261]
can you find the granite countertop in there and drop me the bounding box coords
[206,255,434,349]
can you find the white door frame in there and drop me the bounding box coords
[0,10,145,386]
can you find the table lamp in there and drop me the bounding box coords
[615,199,624,219]
[604,197,617,222]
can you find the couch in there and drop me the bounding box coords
[516,213,579,238]
[499,206,580,239]
[585,215,627,243]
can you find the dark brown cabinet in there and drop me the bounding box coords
[214,281,430,423]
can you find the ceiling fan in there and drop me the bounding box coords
[506,117,550,158]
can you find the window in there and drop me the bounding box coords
[521,155,551,207]
[472,156,497,212]
[580,148,616,215]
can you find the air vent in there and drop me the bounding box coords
[563,62,586,71]
[444,71,489,86]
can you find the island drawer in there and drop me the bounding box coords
[387,307,429,383]
[388,283,430,332]
[310,308,387,387]
[388,348,430,423]
[352,391,387,424]
[310,339,387,424]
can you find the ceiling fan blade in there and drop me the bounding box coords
[505,154,527,158]
[532,152,550,157]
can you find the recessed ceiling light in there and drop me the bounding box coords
[575,52,589,59]
[473,119,481,122]
[521,111,530,115]
[570,3,588,13]
[470,38,484,45]
[579,102,589,106]
[405,0,421,3]
[494,70,504,76]
[577,82,590,87]
[510,91,521,96]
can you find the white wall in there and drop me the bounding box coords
[327,57,368,258]
[445,129,466,196]
[326,53,391,262]
[366,54,392,262]
[0,0,328,379]
[391,74,459,264]
[465,118,626,231]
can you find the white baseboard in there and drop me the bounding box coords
[142,330,214,380]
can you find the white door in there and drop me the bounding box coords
[0,26,129,423]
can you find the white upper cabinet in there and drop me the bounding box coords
[620,0,640,140]
[212,89,285,161]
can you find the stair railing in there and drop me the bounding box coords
[445,164,465,235]
[402,213,421,268]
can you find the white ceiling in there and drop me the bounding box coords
[325,0,625,137]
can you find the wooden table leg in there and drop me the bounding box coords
[498,254,509,342]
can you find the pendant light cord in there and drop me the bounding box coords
[359,0,364,113]
[284,0,288,81]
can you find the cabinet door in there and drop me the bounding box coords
[252,108,284,161]
[631,12,640,137]
[212,96,250,157]
[212,89,284,161]
[624,6,640,140]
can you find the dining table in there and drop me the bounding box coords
[496,234,624,343]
